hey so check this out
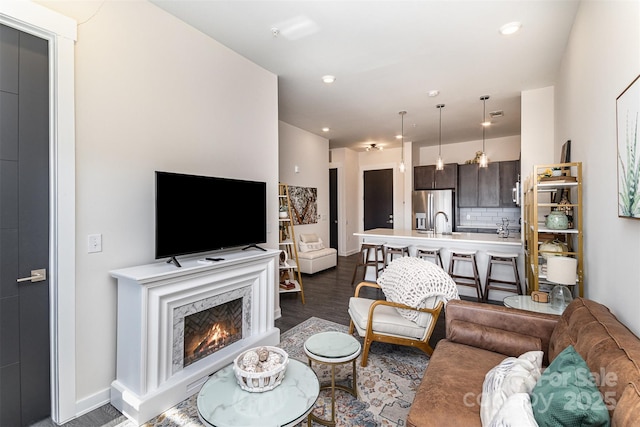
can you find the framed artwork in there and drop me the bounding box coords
[616,74,640,219]
[560,140,571,163]
[552,140,572,204]
[288,185,318,225]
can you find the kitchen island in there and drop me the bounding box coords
[354,228,524,301]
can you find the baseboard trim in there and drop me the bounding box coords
[74,387,111,420]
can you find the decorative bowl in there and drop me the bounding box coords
[233,346,288,392]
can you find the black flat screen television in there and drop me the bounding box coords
[155,171,267,265]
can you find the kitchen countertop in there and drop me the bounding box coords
[355,228,522,247]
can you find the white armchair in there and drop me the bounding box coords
[348,257,459,367]
[348,281,443,367]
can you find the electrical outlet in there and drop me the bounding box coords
[88,234,102,253]
[466,214,471,220]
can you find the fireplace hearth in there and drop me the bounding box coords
[183,298,243,367]
[110,250,280,425]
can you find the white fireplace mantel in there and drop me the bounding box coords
[109,249,280,425]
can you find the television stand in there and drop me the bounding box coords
[166,256,182,268]
[242,244,267,252]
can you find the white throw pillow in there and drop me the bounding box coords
[299,238,325,253]
[489,393,539,427]
[299,233,319,243]
[480,350,543,426]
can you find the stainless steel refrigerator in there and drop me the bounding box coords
[412,189,455,234]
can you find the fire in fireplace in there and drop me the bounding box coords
[183,298,243,367]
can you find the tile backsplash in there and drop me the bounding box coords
[458,207,521,230]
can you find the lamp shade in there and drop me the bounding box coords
[546,256,577,285]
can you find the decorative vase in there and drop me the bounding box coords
[550,284,573,311]
[279,211,288,218]
[545,210,569,230]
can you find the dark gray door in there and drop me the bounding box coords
[329,168,338,250]
[364,169,393,230]
[0,24,51,426]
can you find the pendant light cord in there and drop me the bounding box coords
[437,104,444,156]
[399,111,407,172]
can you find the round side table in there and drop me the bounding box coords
[304,331,361,427]
[503,295,565,315]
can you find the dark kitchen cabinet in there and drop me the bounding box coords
[414,163,458,190]
[499,160,520,207]
[457,164,478,207]
[478,163,500,207]
[458,162,500,207]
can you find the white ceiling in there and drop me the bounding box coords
[151,0,579,151]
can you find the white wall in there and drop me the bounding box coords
[278,122,330,244]
[555,0,640,335]
[521,86,555,179]
[40,0,279,415]
[417,135,521,166]
[330,148,360,256]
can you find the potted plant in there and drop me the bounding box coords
[279,205,288,218]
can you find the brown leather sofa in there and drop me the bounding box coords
[406,298,640,427]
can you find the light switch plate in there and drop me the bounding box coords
[88,234,102,253]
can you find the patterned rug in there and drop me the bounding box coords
[116,317,429,427]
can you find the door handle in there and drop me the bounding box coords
[17,268,47,283]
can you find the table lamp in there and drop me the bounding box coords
[546,256,577,311]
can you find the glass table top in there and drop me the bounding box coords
[503,295,565,315]
[304,331,361,359]
[197,358,319,427]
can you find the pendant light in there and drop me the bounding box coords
[436,104,445,171]
[399,111,407,173]
[479,95,489,168]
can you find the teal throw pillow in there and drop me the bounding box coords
[531,345,610,427]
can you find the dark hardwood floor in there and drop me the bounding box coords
[276,253,448,345]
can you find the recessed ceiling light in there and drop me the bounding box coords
[322,75,336,84]
[428,90,440,97]
[396,134,402,139]
[322,127,330,132]
[499,22,522,35]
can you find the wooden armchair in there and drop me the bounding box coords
[348,281,444,367]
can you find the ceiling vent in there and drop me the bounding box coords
[489,110,504,118]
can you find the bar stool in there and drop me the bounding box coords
[448,249,483,301]
[483,251,521,301]
[415,246,443,268]
[384,243,410,265]
[351,242,385,285]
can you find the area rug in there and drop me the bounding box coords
[115,317,429,427]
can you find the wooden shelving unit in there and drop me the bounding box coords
[278,183,305,303]
[523,162,583,297]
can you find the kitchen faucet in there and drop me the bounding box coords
[434,211,449,235]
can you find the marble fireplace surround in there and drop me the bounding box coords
[109,249,280,425]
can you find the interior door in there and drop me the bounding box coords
[364,169,393,230]
[0,24,51,426]
[329,168,338,250]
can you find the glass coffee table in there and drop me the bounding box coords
[197,358,319,427]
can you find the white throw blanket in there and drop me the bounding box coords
[377,257,460,324]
